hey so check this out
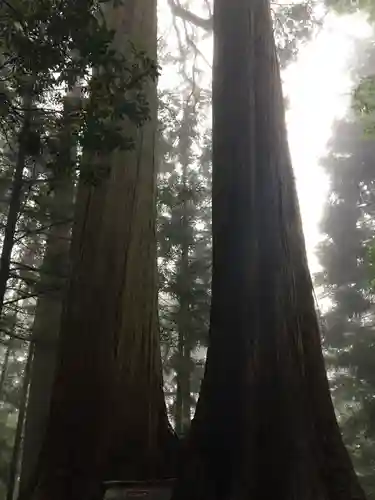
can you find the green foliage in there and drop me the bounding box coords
[317,39,375,499]
[325,0,375,18]
[367,241,375,290]
[79,43,158,184]
[353,75,375,135]
[273,0,324,66]
[168,0,324,68]
[0,0,158,185]
[157,87,211,432]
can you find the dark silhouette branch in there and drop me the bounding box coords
[2,285,62,306]
[13,218,73,243]
[168,0,213,31]
[0,329,31,343]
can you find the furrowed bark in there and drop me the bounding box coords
[171,1,366,499]
[29,2,176,499]
[18,96,76,498]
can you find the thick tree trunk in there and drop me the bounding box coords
[29,3,176,500]
[18,96,76,498]
[171,1,366,499]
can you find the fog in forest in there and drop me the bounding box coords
[1,0,375,499]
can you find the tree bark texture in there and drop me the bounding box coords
[18,97,75,498]
[29,2,176,500]
[171,1,366,499]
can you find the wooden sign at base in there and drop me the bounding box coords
[103,480,174,500]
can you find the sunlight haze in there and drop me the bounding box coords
[285,11,372,272]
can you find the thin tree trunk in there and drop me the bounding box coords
[0,101,32,319]
[175,329,184,435]
[6,343,34,500]
[18,95,76,498]
[181,329,191,432]
[179,207,191,434]
[29,3,176,499]
[178,103,193,435]
[0,341,11,396]
[171,0,366,499]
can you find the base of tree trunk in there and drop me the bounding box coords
[103,480,174,500]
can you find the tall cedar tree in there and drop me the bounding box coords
[171,0,366,499]
[159,0,319,434]
[28,2,177,500]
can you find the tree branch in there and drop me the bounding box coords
[167,0,213,31]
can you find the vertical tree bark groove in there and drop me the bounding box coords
[27,2,176,500]
[18,96,76,498]
[171,1,366,499]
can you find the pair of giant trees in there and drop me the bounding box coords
[24,0,366,499]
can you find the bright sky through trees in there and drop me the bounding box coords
[285,11,372,272]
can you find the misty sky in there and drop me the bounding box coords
[285,11,371,273]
